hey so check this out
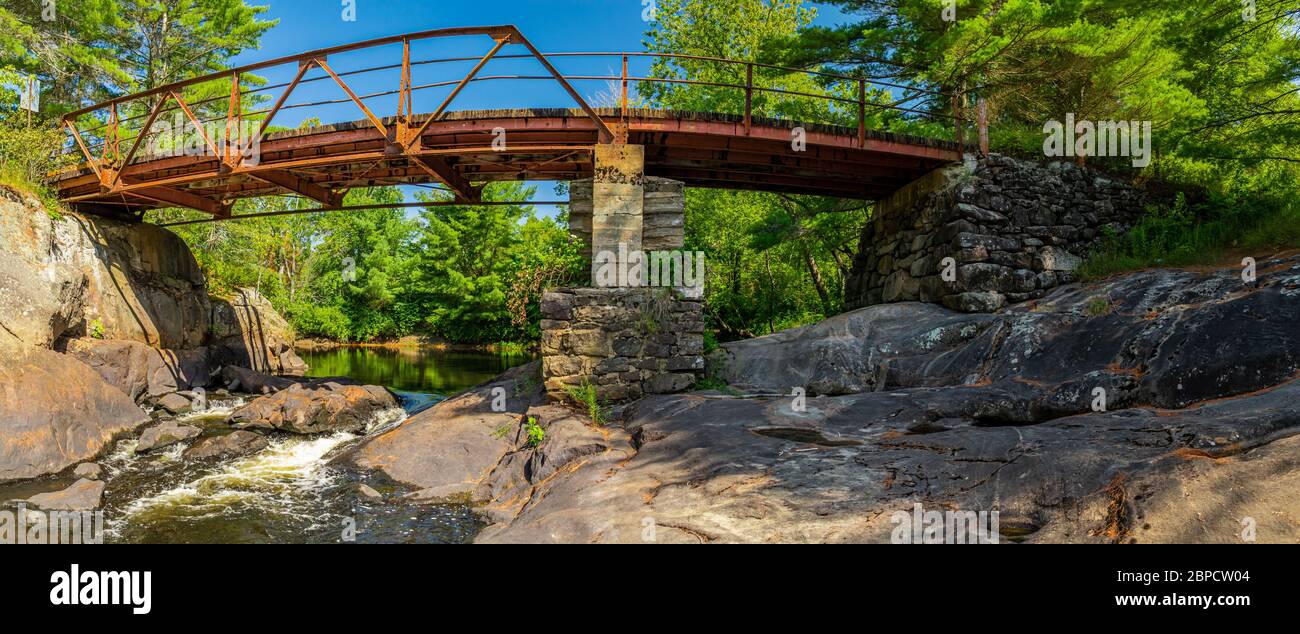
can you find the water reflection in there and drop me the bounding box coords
[299,346,535,396]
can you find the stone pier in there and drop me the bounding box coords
[543,145,701,403]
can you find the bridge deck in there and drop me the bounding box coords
[52,108,960,217]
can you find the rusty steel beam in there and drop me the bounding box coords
[249,170,344,207]
[239,60,314,164]
[410,154,480,202]
[129,186,231,216]
[61,26,517,119]
[170,91,224,160]
[64,120,101,180]
[53,110,959,213]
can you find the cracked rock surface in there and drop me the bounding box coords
[348,255,1300,543]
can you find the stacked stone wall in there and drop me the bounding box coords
[540,287,704,403]
[845,154,1147,312]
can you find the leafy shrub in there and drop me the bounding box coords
[523,416,545,447]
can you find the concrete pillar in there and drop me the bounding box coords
[568,145,684,280]
[591,144,644,284]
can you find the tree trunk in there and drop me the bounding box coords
[801,241,832,315]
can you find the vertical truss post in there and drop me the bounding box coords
[226,73,240,166]
[396,38,412,148]
[101,104,120,168]
[857,79,867,148]
[616,54,630,144]
[744,63,754,136]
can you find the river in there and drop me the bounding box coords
[0,347,534,544]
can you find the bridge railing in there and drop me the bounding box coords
[57,25,986,190]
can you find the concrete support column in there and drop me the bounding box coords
[590,144,644,284]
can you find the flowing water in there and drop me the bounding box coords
[0,347,534,544]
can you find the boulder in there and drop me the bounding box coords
[478,373,1300,543]
[26,478,106,511]
[220,365,299,394]
[157,392,193,415]
[0,348,150,481]
[712,254,1300,412]
[135,421,201,453]
[229,382,398,434]
[183,431,269,460]
[343,362,541,495]
[73,463,104,480]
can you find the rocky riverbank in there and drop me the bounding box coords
[0,185,316,482]
[343,253,1300,543]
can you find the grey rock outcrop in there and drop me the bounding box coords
[0,186,210,355]
[344,362,542,499]
[210,288,306,376]
[73,463,104,480]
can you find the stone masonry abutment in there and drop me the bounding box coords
[844,154,1147,312]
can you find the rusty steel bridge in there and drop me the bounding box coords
[50,25,986,221]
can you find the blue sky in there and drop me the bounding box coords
[227,0,852,214]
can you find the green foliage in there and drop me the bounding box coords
[563,379,608,425]
[411,182,583,343]
[682,188,865,338]
[512,372,540,398]
[89,319,105,339]
[636,289,674,335]
[702,329,719,355]
[643,2,873,339]
[523,416,545,447]
[0,118,74,217]
[767,0,1300,275]
[155,183,582,345]
[1079,195,1300,279]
